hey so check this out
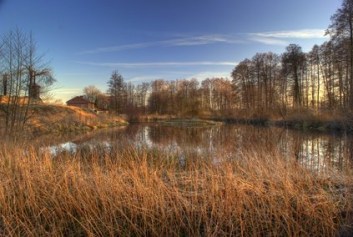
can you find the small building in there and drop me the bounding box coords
[66,96,95,109]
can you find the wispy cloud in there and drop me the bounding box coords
[125,71,234,84]
[79,42,157,55]
[249,37,288,46]
[126,76,164,83]
[78,29,328,55]
[187,71,232,82]
[249,29,328,46]
[169,35,239,46]
[59,72,105,77]
[74,61,238,68]
[52,88,82,95]
[252,29,327,39]
[78,35,243,55]
[51,87,83,102]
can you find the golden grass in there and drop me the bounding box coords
[0,144,352,236]
[25,104,127,133]
[0,96,35,105]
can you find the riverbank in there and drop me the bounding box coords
[132,110,353,133]
[2,104,352,137]
[210,112,353,133]
[0,144,352,236]
[128,115,223,127]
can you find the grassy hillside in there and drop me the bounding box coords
[25,104,127,134]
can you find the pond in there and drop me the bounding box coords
[45,123,353,173]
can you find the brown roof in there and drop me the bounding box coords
[66,96,93,105]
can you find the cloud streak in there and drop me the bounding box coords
[52,88,82,94]
[187,71,231,81]
[249,29,328,46]
[252,29,327,39]
[249,37,288,46]
[78,35,243,55]
[74,61,237,68]
[78,29,328,54]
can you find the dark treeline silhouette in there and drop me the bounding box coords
[100,0,353,120]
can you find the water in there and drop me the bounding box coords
[45,123,353,173]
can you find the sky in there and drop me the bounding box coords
[0,0,342,102]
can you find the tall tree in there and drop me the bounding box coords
[25,33,55,101]
[148,79,168,114]
[282,44,306,107]
[231,59,254,110]
[327,0,353,107]
[107,71,126,114]
[136,82,149,114]
[308,45,321,109]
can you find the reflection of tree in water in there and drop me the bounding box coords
[37,123,353,173]
[289,132,353,172]
[145,124,353,172]
[120,125,140,140]
[147,125,208,147]
[145,124,290,156]
[347,139,353,168]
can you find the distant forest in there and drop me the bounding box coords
[98,0,353,118]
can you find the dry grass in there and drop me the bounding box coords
[280,109,353,132]
[0,104,128,135]
[0,144,352,236]
[26,105,127,133]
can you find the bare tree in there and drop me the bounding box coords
[282,44,306,108]
[0,29,55,136]
[0,29,29,134]
[26,33,55,101]
[148,79,168,114]
[83,85,102,104]
[308,45,321,109]
[107,70,126,114]
[136,82,149,114]
[327,0,353,107]
[231,59,254,110]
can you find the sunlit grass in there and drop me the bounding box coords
[25,104,128,133]
[0,144,352,236]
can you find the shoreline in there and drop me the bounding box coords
[2,103,353,137]
[128,114,353,134]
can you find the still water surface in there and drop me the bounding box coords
[46,123,353,173]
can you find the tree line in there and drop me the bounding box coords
[86,75,233,117]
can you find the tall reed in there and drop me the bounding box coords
[0,144,351,236]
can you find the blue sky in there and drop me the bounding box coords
[0,0,341,102]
